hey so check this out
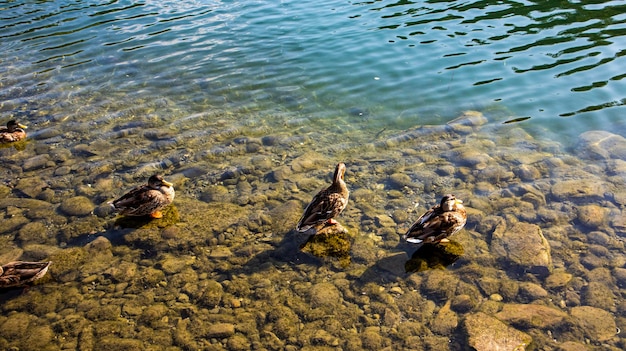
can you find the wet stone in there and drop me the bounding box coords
[490,221,552,277]
[463,312,532,351]
[85,236,112,253]
[581,282,616,312]
[518,282,548,302]
[550,179,606,201]
[227,334,251,351]
[451,294,477,313]
[0,215,29,234]
[556,341,590,351]
[545,271,573,290]
[310,282,342,309]
[513,164,541,182]
[576,130,626,160]
[387,173,413,189]
[613,267,626,288]
[495,303,568,329]
[17,221,48,244]
[15,176,47,198]
[570,306,617,342]
[576,205,607,229]
[59,196,95,216]
[206,323,235,338]
[22,154,51,171]
[430,301,458,335]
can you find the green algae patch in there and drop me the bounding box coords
[300,223,354,267]
[49,247,89,282]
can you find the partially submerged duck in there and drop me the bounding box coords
[0,261,52,288]
[403,194,467,244]
[0,120,27,143]
[110,174,175,218]
[296,163,350,233]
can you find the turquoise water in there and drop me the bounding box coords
[2,0,626,350]
[3,0,626,135]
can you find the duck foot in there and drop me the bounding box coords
[150,211,163,219]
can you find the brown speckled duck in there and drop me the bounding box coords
[403,194,467,244]
[110,174,175,218]
[0,120,27,143]
[296,163,349,233]
[0,261,51,288]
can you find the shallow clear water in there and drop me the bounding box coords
[1,0,626,350]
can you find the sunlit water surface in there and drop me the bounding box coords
[1,0,626,350]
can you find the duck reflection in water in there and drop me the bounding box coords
[405,240,464,273]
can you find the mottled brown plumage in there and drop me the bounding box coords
[404,194,467,244]
[110,174,175,218]
[0,261,51,288]
[0,120,27,143]
[296,163,349,233]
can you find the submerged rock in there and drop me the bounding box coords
[490,221,553,277]
[58,196,95,216]
[576,130,626,160]
[550,179,606,202]
[463,312,533,351]
[570,306,617,342]
[495,303,568,329]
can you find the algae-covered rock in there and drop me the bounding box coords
[490,221,552,277]
[139,304,169,328]
[15,176,47,198]
[49,247,89,282]
[17,221,49,244]
[309,282,342,309]
[430,300,458,335]
[300,224,352,266]
[463,312,533,351]
[227,333,251,351]
[576,205,607,229]
[421,268,460,302]
[198,280,224,307]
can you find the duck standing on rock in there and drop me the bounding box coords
[110,174,175,218]
[0,120,27,143]
[296,163,350,233]
[404,194,467,244]
[0,261,52,288]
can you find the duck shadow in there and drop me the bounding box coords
[356,240,464,286]
[236,222,355,275]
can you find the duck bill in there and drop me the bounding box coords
[17,123,27,129]
[455,199,463,204]
[162,180,174,187]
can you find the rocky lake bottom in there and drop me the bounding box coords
[1,105,626,350]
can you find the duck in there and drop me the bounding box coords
[296,162,350,233]
[0,261,52,288]
[0,120,27,143]
[403,194,467,244]
[109,174,175,218]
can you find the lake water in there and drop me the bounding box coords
[1,0,626,350]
